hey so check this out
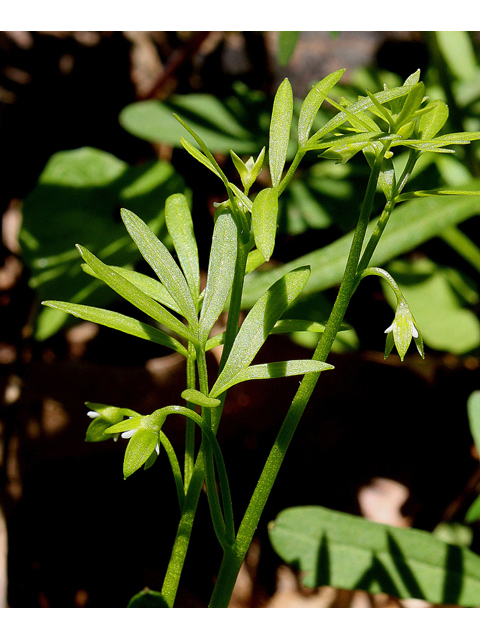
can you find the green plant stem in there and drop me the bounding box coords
[184,343,197,490]
[277,149,306,197]
[161,227,250,606]
[208,146,387,608]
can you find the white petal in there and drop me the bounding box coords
[411,324,419,339]
[87,411,101,419]
[155,443,160,455]
[121,428,137,439]
[384,324,394,334]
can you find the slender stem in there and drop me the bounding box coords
[208,146,388,608]
[277,149,306,197]
[159,430,185,512]
[184,343,197,490]
[161,227,249,606]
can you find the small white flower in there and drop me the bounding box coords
[87,410,101,419]
[121,428,138,440]
[384,297,424,361]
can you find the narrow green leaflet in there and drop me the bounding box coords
[395,188,480,202]
[181,389,221,408]
[180,137,221,179]
[123,428,159,479]
[209,266,310,398]
[269,79,293,187]
[251,188,279,261]
[418,100,449,140]
[298,69,345,146]
[77,244,195,343]
[199,213,238,344]
[41,300,188,357]
[270,319,351,334]
[81,264,182,314]
[306,84,414,146]
[120,208,198,328]
[210,359,334,398]
[165,194,200,304]
[269,506,480,607]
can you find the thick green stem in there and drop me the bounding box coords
[184,343,197,490]
[208,147,387,608]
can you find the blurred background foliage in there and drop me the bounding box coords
[6,30,479,360]
[1,30,480,607]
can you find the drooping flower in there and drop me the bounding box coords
[84,403,141,443]
[384,297,424,361]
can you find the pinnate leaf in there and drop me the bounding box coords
[76,243,194,342]
[120,208,198,328]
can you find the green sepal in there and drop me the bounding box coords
[269,78,293,187]
[103,416,143,435]
[85,403,141,442]
[123,428,159,479]
[181,389,221,408]
[251,187,279,261]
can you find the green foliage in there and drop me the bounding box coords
[269,506,480,606]
[38,55,480,608]
[20,147,185,340]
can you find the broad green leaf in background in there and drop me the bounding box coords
[435,31,478,83]
[120,208,198,328]
[298,69,345,146]
[277,32,301,67]
[199,212,238,344]
[251,188,279,261]
[120,93,257,154]
[241,185,480,308]
[210,359,333,398]
[381,257,480,354]
[209,266,310,398]
[269,79,293,188]
[269,506,480,606]
[41,300,189,357]
[165,193,200,304]
[465,391,480,523]
[19,147,185,340]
